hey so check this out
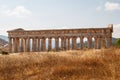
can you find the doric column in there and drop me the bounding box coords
[25,38,28,52]
[110,37,112,47]
[68,37,70,50]
[106,37,111,48]
[48,37,52,51]
[94,37,99,49]
[17,38,20,52]
[66,37,68,50]
[20,38,24,52]
[23,38,27,52]
[41,38,43,51]
[64,37,66,50]
[27,38,30,52]
[32,38,35,52]
[38,37,40,51]
[43,38,46,51]
[72,37,74,50]
[35,38,38,52]
[14,38,18,53]
[107,37,112,48]
[13,38,15,53]
[101,36,105,48]
[88,36,92,49]
[61,37,64,50]
[72,37,77,50]
[9,37,12,53]
[80,36,84,49]
[33,38,36,52]
[12,38,15,53]
[61,37,66,50]
[67,37,70,50]
[94,37,97,49]
[61,37,63,50]
[55,37,59,51]
[98,36,101,49]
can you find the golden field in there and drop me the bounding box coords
[0,48,120,80]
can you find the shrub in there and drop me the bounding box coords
[115,38,120,47]
[0,51,9,55]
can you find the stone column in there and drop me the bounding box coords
[20,38,24,52]
[106,37,111,48]
[94,37,97,49]
[73,37,76,50]
[38,37,40,51]
[25,38,28,52]
[101,37,104,48]
[72,37,74,50]
[98,37,101,49]
[14,38,18,53]
[94,37,99,49]
[64,37,66,50]
[61,37,64,50]
[17,38,20,52]
[43,38,46,51]
[110,37,112,47]
[32,38,35,52]
[23,38,27,52]
[88,37,92,49]
[55,37,59,51]
[41,38,43,51]
[68,37,70,50]
[35,38,38,52]
[80,36,84,49]
[27,38,30,52]
[66,37,70,50]
[61,37,63,50]
[108,37,112,48]
[61,37,66,50]
[74,37,77,49]
[12,38,15,53]
[48,37,52,51]
[9,37,12,53]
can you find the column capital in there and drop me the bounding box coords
[94,36,98,39]
[87,36,92,38]
[55,37,59,39]
[48,37,52,39]
[72,36,77,38]
[61,37,66,39]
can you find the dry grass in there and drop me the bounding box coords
[0,48,120,80]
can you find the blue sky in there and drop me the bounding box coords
[0,0,120,38]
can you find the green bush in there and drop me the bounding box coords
[115,38,120,47]
[0,51,9,55]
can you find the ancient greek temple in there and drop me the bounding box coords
[7,24,113,53]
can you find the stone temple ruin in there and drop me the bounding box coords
[7,24,113,53]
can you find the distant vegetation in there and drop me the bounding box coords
[112,38,120,47]
[0,48,120,80]
[115,38,120,47]
[0,51,8,55]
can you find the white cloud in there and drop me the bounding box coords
[0,6,31,18]
[113,24,120,38]
[105,2,120,11]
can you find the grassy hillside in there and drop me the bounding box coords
[0,48,120,80]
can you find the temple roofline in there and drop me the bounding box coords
[7,25,113,32]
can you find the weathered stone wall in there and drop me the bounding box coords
[7,24,113,53]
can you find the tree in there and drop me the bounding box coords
[115,38,120,47]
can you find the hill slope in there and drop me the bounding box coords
[0,35,8,41]
[0,38,8,47]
